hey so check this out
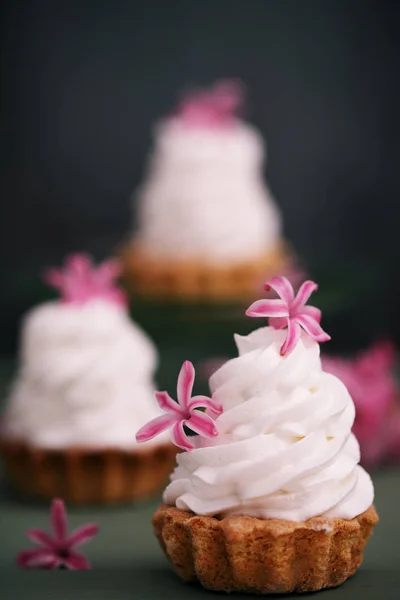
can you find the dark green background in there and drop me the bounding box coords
[1,0,400,354]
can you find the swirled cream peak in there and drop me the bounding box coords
[4,300,168,449]
[164,327,374,521]
[134,118,282,262]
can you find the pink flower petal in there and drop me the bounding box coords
[188,411,219,438]
[264,276,294,304]
[291,280,318,311]
[171,421,194,451]
[66,524,99,549]
[269,316,289,330]
[94,259,121,286]
[245,299,289,318]
[178,81,242,127]
[17,548,58,569]
[65,255,92,296]
[136,414,177,443]
[280,320,302,356]
[64,551,91,570]
[187,395,223,416]
[154,390,183,415]
[66,253,92,276]
[295,314,331,342]
[43,268,64,288]
[105,288,127,306]
[26,529,57,549]
[177,361,195,409]
[51,499,68,541]
[301,304,322,323]
[357,340,396,374]
[211,80,244,113]
[18,498,98,571]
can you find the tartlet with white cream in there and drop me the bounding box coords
[1,254,176,504]
[123,81,291,301]
[137,275,378,594]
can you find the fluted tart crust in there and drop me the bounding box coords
[153,504,378,594]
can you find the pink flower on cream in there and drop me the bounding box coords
[176,80,244,129]
[44,253,126,306]
[136,361,222,450]
[17,499,98,570]
[246,276,330,356]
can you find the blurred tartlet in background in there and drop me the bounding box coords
[0,254,176,504]
[122,80,292,302]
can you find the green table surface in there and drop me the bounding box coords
[0,468,399,599]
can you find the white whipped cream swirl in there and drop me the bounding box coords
[4,300,167,449]
[164,327,374,521]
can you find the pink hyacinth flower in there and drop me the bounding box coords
[17,498,99,570]
[246,276,330,356]
[322,341,399,467]
[176,79,244,128]
[136,361,222,450]
[44,253,126,306]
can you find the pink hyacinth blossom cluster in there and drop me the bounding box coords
[322,341,400,467]
[44,253,126,306]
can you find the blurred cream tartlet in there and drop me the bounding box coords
[122,81,291,301]
[0,254,176,503]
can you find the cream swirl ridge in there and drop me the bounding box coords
[163,327,374,521]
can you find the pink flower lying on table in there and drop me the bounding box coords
[246,276,330,355]
[322,341,400,467]
[17,498,99,569]
[136,361,222,450]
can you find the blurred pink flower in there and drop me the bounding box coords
[246,276,330,356]
[176,80,244,128]
[17,498,98,569]
[322,341,400,467]
[136,361,222,450]
[44,253,126,306]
